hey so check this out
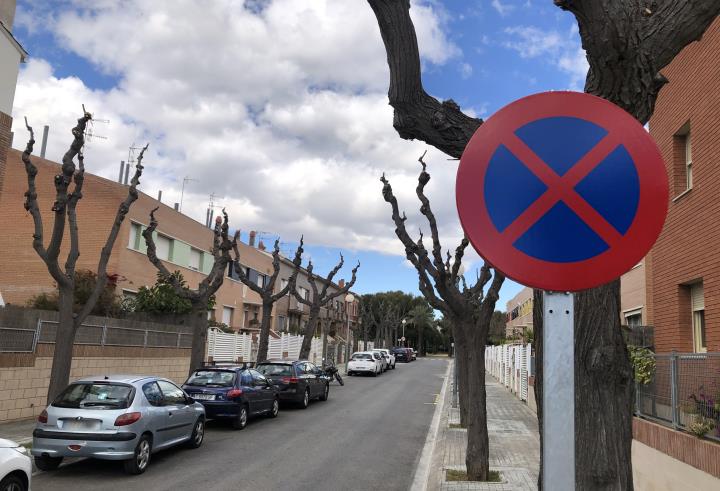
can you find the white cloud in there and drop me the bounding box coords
[11,0,467,260]
[502,25,588,89]
[492,0,515,17]
[459,62,473,79]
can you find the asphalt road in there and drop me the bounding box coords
[31,357,449,491]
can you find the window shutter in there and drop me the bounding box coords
[691,283,704,311]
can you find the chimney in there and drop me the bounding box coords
[123,163,130,185]
[40,125,49,158]
[209,209,214,226]
[174,202,179,211]
[258,240,266,251]
[339,279,345,289]
[249,231,257,247]
[118,161,125,183]
[157,190,162,202]
[205,208,210,227]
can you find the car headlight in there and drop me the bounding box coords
[12,445,30,457]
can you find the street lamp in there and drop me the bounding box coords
[344,293,355,375]
[401,318,406,347]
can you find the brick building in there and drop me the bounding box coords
[505,286,533,339]
[645,17,720,353]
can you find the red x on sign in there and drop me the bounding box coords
[456,92,668,291]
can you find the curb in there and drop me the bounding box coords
[411,358,452,491]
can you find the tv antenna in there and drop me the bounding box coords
[206,192,225,227]
[179,176,198,212]
[82,105,109,147]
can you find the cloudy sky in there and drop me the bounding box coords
[10,0,587,310]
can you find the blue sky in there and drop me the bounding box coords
[10,0,587,310]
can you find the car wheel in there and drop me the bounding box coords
[268,398,280,418]
[299,388,310,409]
[232,405,249,430]
[124,434,152,475]
[372,369,378,377]
[319,383,329,401]
[186,417,205,449]
[34,455,63,471]
[0,473,26,491]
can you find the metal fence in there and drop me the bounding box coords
[636,352,720,442]
[0,320,192,352]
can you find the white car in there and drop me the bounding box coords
[347,351,383,377]
[373,349,396,370]
[0,438,32,491]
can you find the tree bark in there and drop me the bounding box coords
[532,289,544,489]
[188,309,208,376]
[256,302,274,362]
[465,328,490,481]
[46,287,76,403]
[452,320,469,427]
[298,305,321,359]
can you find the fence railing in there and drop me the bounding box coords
[636,352,720,442]
[485,343,533,401]
[0,320,192,352]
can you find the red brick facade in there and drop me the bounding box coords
[646,18,720,353]
[0,111,11,204]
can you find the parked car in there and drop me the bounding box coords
[372,348,395,370]
[0,438,31,491]
[32,375,205,475]
[256,360,330,408]
[347,351,383,376]
[391,347,411,363]
[371,349,390,372]
[182,365,280,429]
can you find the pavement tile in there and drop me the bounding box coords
[429,368,539,491]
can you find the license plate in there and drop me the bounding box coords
[61,419,100,431]
[193,394,215,400]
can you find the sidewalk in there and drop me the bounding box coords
[427,367,540,490]
[0,417,35,445]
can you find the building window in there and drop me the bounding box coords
[298,286,309,301]
[222,306,234,326]
[691,283,706,353]
[128,223,142,250]
[277,315,287,332]
[624,309,642,327]
[189,248,202,271]
[683,131,692,190]
[156,234,173,261]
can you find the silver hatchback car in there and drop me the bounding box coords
[32,375,205,474]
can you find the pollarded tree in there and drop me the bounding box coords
[21,110,147,402]
[293,255,360,360]
[367,1,720,487]
[381,155,504,480]
[143,209,233,374]
[231,237,304,362]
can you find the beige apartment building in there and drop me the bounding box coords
[505,286,532,339]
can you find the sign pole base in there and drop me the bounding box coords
[542,291,575,490]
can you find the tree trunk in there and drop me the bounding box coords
[188,308,208,376]
[465,328,490,481]
[575,281,634,490]
[47,287,77,403]
[299,305,321,359]
[256,302,274,363]
[453,320,470,427]
[418,326,425,356]
[322,321,328,361]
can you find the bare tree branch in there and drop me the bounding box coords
[366,0,481,158]
[21,119,48,263]
[75,145,149,324]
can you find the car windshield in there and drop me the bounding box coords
[352,354,373,361]
[53,383,133,409]
[256,364,293,376]
[186,370,236,387]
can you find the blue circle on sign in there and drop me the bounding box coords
[483,116,640,263]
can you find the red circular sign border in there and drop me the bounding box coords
[456,91,668,292]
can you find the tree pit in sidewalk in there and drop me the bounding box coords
[446,469,502,482]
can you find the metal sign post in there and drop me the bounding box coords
[543,291,574,491]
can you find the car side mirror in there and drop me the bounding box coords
[185,396,195,405]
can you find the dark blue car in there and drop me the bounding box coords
[182,366,279,430]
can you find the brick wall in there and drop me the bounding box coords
[646,17,720,353]
[0,111,11,206]
[0,349,191,423]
